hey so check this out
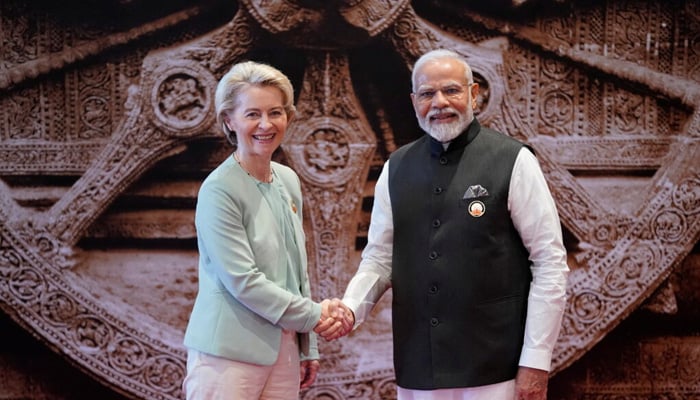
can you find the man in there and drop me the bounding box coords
[319,49,569,400]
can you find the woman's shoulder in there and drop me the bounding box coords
[203,156,242,181]
[271,162,302,200]
[198,156,247,198]
[271,161,300,182]
[271,160,295,173]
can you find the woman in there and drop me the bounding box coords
[183,61,338,399]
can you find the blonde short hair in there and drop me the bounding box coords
[215,61,296,144]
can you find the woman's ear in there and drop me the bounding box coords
[222,114,234,133]
[287,109,295,123]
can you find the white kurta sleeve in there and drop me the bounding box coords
[342,160,393,327]
[509,148,569,371]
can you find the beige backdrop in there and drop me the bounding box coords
[1,0,699,399]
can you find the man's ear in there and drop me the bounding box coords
[470,83,480,109]
[470,82,480,98]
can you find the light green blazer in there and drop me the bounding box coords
[184,155,321,365]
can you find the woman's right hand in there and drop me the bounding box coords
[314,298,355,340]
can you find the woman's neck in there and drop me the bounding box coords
[234,151,272,183]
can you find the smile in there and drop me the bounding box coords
[430,113,455,122]
[253,133,275,140]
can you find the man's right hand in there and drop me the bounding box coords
[314,298,355,341]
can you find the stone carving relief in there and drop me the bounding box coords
[0,0,699,399]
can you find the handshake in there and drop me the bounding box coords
[313,298,355,341]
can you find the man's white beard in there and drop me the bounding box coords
[418,108,472,143]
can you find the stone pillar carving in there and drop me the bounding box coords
[283,52,377,299]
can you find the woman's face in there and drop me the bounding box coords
[224,85,289,158]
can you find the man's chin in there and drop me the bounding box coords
[426,126,462,142]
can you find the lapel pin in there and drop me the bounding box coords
[468,200,485,217]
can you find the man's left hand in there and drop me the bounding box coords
[515,366,548,400]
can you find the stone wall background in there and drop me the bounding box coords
[1,0,698,399]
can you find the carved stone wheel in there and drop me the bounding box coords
[1,1,699,399]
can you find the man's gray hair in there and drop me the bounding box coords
[411,49,474,92]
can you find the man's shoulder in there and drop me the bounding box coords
[479,126,523,145]
[477,126,534,155]
[389,135,428,160]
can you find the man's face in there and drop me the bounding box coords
[411,58,479,142]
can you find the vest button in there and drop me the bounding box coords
[439,157,448,165]
[432,219,441,228]
[429,285,438,294]
[428,251,438,260]
[433,187,443,194]
[430,317,439,327]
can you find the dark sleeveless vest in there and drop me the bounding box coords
[388,119,532,389]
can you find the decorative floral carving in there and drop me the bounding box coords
[673,175,700,214]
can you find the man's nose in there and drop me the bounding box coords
[431,90,450,107]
